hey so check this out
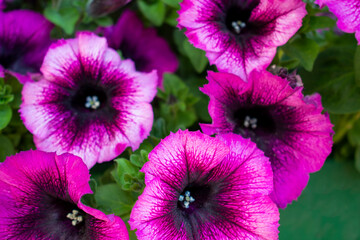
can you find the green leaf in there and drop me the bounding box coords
[300,35,360,113]
[151,118,168,139]
[0,134,15,162]
[162,73,187,96]
[354,45,360,86]
[138,0,165,27]
[94,184,135,216]
[111,158,144,192]
[0,104,12,130]
[306,16,336,32]
[279,160,360,239]
[348,119,360,146]
[164,9,179,26]
[94,16,113,26]
[355,146,360,173]
[282,37,320,71]
[44,7,81,35]
[183,40,208,73]
[161,0,181,8]
[130,150,149,168]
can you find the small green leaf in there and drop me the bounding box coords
[354,45,360,86]
[94,16,113,26]
[138,0,165,26]
[161,0,181,8]
[355,146,360,173]
[130,150,149,168]
[94,184,135,216]
[348,119,360,146]
[183,40,208,73]
[0,134,15,162]
[282,37,320,71]
[44,7,81,35]
[0,104,12,130]
[164,9,179,26]
[151,118,168,139]
[306,16,336,32]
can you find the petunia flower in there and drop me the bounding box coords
[316,0,360,44]
[20,31,158,168]
[129,130,279,240]
[200,70,333,208]
[177,0,307,80]
[98,10,178,87]
[0,150,129,239]
[0,10,53,83]
[87,0,131,17]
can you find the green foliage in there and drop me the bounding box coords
[300,35,360,114]
[282,37,320,71]
[0,78,14,131]
[183,40,209,73]
[279,160,360,239]
[95,184,135,216]
[0,134,15,162]
[156,74,199,133]
[44,6,81,35]
[138,0,166,27]
[111,150,149,193]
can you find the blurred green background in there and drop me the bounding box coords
[279,160,360,240]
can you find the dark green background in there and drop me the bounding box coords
[279,160,360,240]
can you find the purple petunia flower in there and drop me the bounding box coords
[0,10,53,83]
[0,150,129,239]
[177,0,307,80]
[200,70,333,208]
[20,31,158,168]
[129,130,279,239]
[98,10,178,87]
[316,0,360,44]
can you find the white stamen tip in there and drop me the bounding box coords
[85,96,101,110]
[179,191,195,209]
[67,209,83,226]
[244,116,258,129]
[232,20,246,34]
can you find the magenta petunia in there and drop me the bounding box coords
[200,70,333,208]
[98,10,178,87]
[20,31,158,168]
[0,10,53,83]
[316,0,360,44]
[177,0,307,80]
[0,150,129,239]
[129,130,279,240]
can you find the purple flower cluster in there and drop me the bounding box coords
[1,0,351,238]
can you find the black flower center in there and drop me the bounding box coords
[177,184,212,214]
[37,196,88,239]
[225,0,260,35]
[225,7,251,35]
[10,193,91,240]
[71,84,108,112]
[231,106,276,136]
